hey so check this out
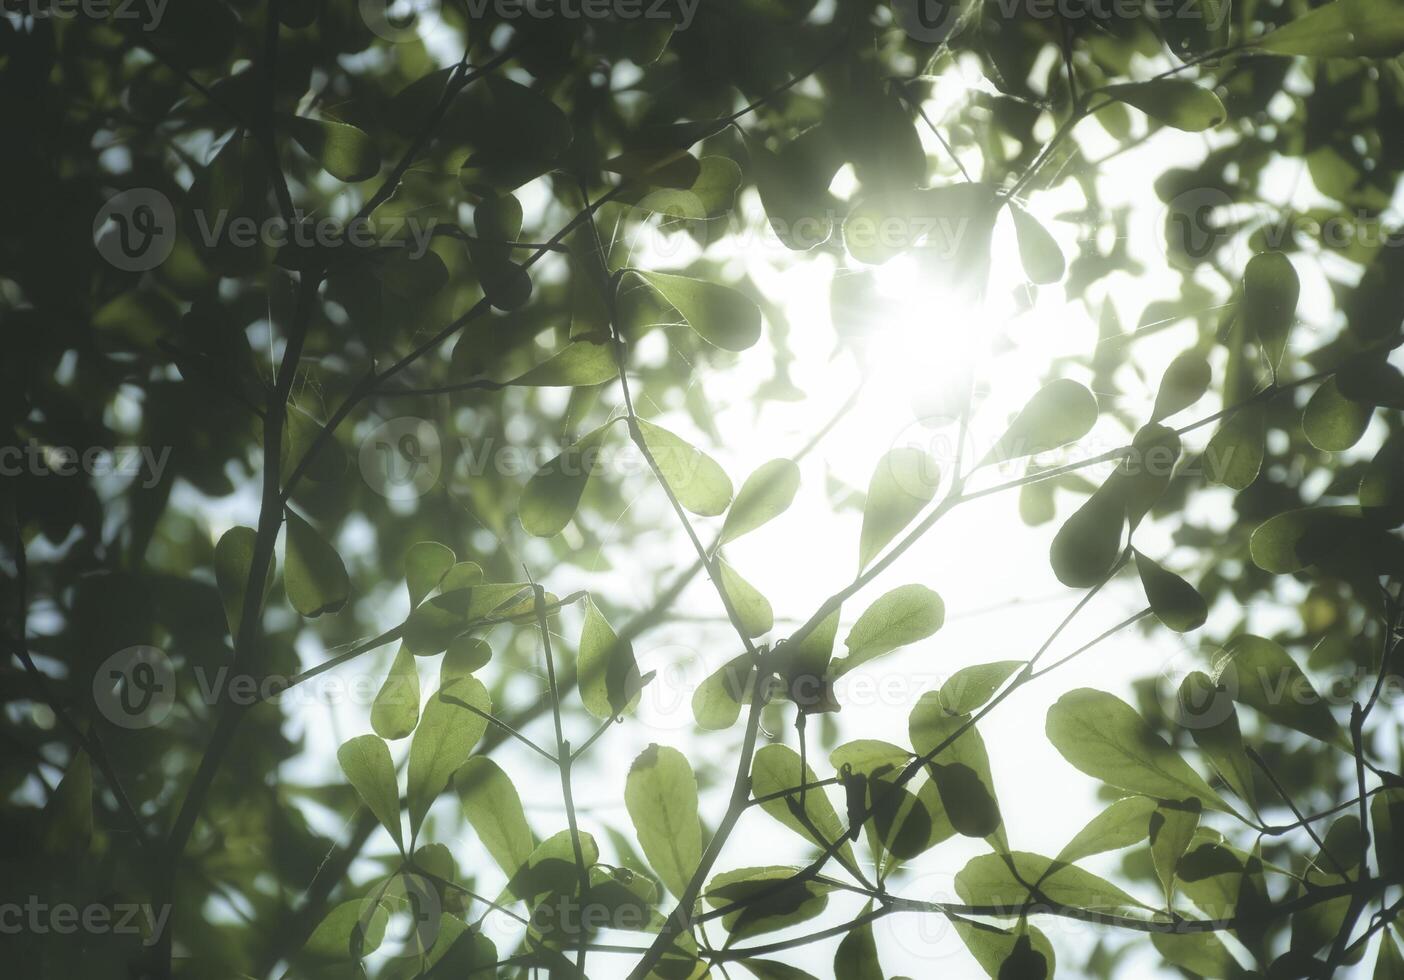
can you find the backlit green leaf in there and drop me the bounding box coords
[982,379,1098,468]
[1105,79,1227,131]
[834,584,944,676]
[1258,0,1404,58]
[1135,550,1208,632]
[637,419,733,516]
[215,525,274,642]
[858,448,939,570]
[1212,634,1348,749]
[717,559,774,638]
[1205,404,1266,491]
[722,458,801,544]
[634,270,762,352]
[337,734,403,852]
[1243,251,1298,376]
[1046,688,1230,811]
[578,596,642,720]
[286,115,381,183]
[405,542,455,608]
[371,645,420,741]
[407,678,491,837]
[458,757,534,879]
[284,509,350,618]
[625,744,703,899]
[1151,352,1212,422]
[1304,377,1373,451]
[751,744,855,865]
[519,423,615,537]
[1009,204,1065,285]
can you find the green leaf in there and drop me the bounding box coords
[1371,789,1404,880]
[637,419,733,516]
[624,744,703,900]
[909,698,1004,842]
[336,734,403,852]
[1009,204,1065,284]
[721,459,801,544]
[777,608,840,688]
[1304,377,1373,451]
[301,899,387,962]
[1150,798,1202,906]
[1135,550,1208,632]
[833,584,944,677]
[1258,0,1404,58]
[1362,433,1404,527]
[283,509,350,618]
[286,115,380,183]
[506,342,618,387]
[578,597,642,720]
[1104,79,1227,131]
[457,757,534,879]
[403,583,530,656]
[692,654,755,730]
[1049,479,1125,588]
[1162,0,1232,57]
[42,751,92,852]
[621,156,743,219]
[1057,796,1157,864]
[1249,505,1363,573]
[834,906,883,979]
[448,76,573,191]
[371,645,420,741]
[634,270,762,352]
[858,448,939,570]
[1204,403,1266,490]
[704,866,832,940]
[281,404,347,483]
[1151,931,1240,978]
[1243,251,1299,376]
[1151,352,1212,422]
[938,661,1023,716]
[1180,672,1259,809]
[751,744,855,865]
[1045,689,1231,812]
[506,829,600,905]
[214,526,274,642]
[1212,634,1348,749]
[956,851,1151,916]
[1378,922,1404,978]
[519,423,615,537]
[407,678,491,837]
[982,379,1098,468]
[717,559,774,638]
[952,921,1055,980]
[405,542,455,608]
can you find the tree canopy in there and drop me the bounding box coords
[3,0,1404,978]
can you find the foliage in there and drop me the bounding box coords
[2,0,1404,978]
